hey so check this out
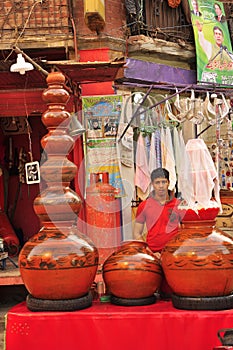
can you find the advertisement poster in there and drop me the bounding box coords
[82,95,125,197]
[189,0,233,85]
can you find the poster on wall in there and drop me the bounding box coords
[189,0,233,85]
[82,95,125,197]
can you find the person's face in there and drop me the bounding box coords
[152,177,169,197]
[93,121,99,129]
[192,0,198,12]
[214,4,222,16]
[214,28,223,46]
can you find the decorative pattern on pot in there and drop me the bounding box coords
[161,219,233,298]
[19,226,98,299]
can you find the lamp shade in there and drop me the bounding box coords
[10,54,34,75]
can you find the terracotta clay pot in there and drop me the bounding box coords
[18,72,99,307]
[102,240,162,299]
[161,219,233,297]
[19,224,99,299]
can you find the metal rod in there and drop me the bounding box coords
[13,45,49,76]
[114,81,233,95]
[118,84,193,142]
[118,85,153,142]
[196,124,212,138]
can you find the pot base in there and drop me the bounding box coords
[26,291,93,312]
[110,294,157,306]
[172,293,233,311]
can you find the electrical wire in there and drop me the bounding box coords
[4,0,44,62]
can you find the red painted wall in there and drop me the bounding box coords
[1,116,47,243]
[79,48,115,96]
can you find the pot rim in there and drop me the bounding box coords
[120,239,147,245]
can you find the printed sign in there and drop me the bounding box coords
[82,95,125,197]
[25,161,40,184]
[189,0,233,85]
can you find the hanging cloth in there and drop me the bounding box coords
[186,90,205,125]
[165,99,181,123]
[117,122,134,168]
[176,130,192,199]
[160,127,167,168]
[115,93,134,198]
[116,93,135,239]
[173,89,192,122]
[219,93,230,120]
[173,127,182,193]
[135,133,150,194]
[180,139,222,210]
[203,91,216,125]
[164,127,177,191]
[155,129,162,168]
[148,132,157,173]
[144,134,151,163]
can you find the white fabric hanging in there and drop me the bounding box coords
[148,132,157,173]
[164,127,177,191]
[134,133,151,194]
[116,92,135,239]
[173,128,181,173]
[117,122,134,168]
[173,127,182,193]
[178,131,192,203]
[160,127,166,168]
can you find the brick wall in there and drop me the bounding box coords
[73,0,126,39]
[0,0,126,55]
[0,0,71,41]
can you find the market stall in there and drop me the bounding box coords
[5,300,233,350]
[1,61,233,350]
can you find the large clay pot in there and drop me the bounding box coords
[18,72,99,311]
[103,240,162,300]
[19,224,98,300]
[161,219,233,298]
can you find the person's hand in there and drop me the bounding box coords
[196,20,203,32]
[154,252,161,260]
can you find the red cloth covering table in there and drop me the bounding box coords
[5,300,233,350]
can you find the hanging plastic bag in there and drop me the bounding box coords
[179,138,222,211]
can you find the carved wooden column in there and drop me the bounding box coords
[18,72,99,311]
